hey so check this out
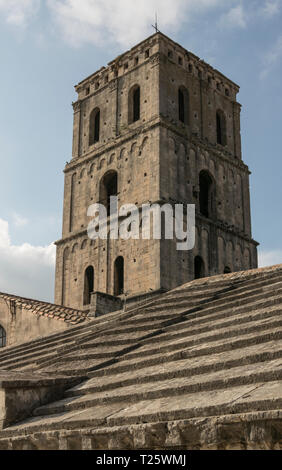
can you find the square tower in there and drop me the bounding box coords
[55,32,258,310]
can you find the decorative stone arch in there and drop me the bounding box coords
[99,170,118,216]
[83,266,94,306]
[62,246,70,306]
[109,153,116,165]
[80,168,86,179]
[216,109,227,146]
[89,163,95,174]
[178,86,190,124]
[114,256,124,296]
[99,158,106,170]
[130,142,138,153]
[0,324,6,348]
[199,170,216,219]
[72,243,79,253]
[119,148,127,161]
[69,172,77,233]
[81,239,88,250]
[128,84,140,124]
[89,107,100,145]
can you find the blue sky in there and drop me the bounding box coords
[0,0,281,302]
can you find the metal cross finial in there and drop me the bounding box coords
[152,12,159,33]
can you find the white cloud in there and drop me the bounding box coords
[261,0,281,18]
[12,213,29,228]
[47,0,228,48]
[258,250,282,268]
[0,218,55,302]
[218,4,247,29]
[0,0,40,27]
[260,34,282,78]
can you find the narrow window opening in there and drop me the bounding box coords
[178,86,189,124]
[0,325,6,348]
[114,257,124,296]
[199,170,214,218]
[216,110,227,146]
[179,88,185,123]
[89,108,100,146]
[129,85,141,124]
[133,87,140,122]
[83,266,94,306]
[100,171,118,216]
[216,112,222,145]
[194,256,205,280]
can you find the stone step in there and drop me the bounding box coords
[130,294,282,347]
[37,357,119,377]
[5,294,282,374]
[88,327,282,378]
[34,359,282,416]
[157,304,282,342]
[166,271,282,299]
[0,351,60,370]
[173,269,282,295]
[67,340,282,395]
[59,307,282,369]
[0,271,280,370]
[34,308,282,376]
[64,329,160,352]
[37,324,281,379]
[142,283,282,316]
[50,345,141,364]
[84,314,281,366]
[0,326,97,365]
[119,301,282,349]
[105,380,282,427]
[0,321,96,360]
[156,274,282,309]
[32,293,282,371]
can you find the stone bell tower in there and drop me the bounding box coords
[54,32,258,311]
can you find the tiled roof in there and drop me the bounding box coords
[0,292,88,325]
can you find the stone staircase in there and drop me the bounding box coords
[0,265,281,450]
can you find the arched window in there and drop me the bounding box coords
[128,85,140,124]
[216,110,227,146]
[194,256,205,280]
[199,170,215,219]
[224,266,231,274]
[114,256,124,296]
[83,266,94,306]
[99,170,118,216]
[178,86,189,124]
[0,325,6,348]
[89,108,100,146]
